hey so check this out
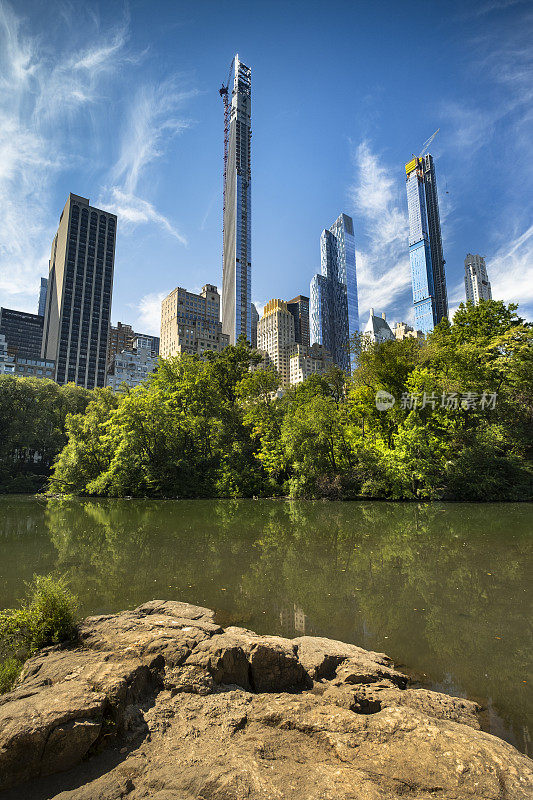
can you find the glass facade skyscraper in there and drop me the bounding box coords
[38,277,48,316]
[310,213,359,374]
[222,55,252,345]
[405,154,448,333]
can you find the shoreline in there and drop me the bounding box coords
[1,490,532,504]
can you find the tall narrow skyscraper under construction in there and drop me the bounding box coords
[221,55,252,345]
[405,154,448,333]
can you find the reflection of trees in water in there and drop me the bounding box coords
[39,497,531,753]
[0,497,57,606]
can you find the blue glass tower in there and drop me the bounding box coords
[310,213,359,374]
[38,277,48,316]
[405,154,448,333]
[222,55,252,345]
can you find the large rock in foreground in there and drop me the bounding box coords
[0,601,530,799]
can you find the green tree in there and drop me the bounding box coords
[40,300,533,501]
[50,344,268,498]
[0,377,92,492]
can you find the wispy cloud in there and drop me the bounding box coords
[464,0,528,17]
[111,80,196,194]
[32,24,134,124]
[98,78,196,244]
[0,1,132,308]
[101,187,187,244]
[441,11,533,160]
[489,225,533,313]
[134,290,168,335]
[348,140,412,323]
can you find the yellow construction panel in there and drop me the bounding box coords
[405,158,418,175]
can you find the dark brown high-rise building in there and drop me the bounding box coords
[42,194,116,388]
[107,321,134,363]
[107,322,160,366]
[287,295,310,347]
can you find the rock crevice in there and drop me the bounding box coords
[0,600,531,799]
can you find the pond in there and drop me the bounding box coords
[0,496,531,754]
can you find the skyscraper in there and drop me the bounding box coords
[160,284,229,358]
[0,308,44,359]
[38,278,48,316]
[42,194,117,388]
[257,300,295,385]
[405,154,448,333]
[464,253,492,304]
[221,55,252,345]
[250,303,259,348]
[287,295,310,347]
[310,213,358,373]
[256,299,330,387]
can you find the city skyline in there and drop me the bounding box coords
[0,0,532,335]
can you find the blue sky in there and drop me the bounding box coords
[0,0,532,335]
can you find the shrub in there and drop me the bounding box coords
[0,575,78,693]
[0,657,23,694]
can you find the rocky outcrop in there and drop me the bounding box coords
[0,601,531,799]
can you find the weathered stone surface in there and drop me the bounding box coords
[0,682,106,789]
[293,634,407,686]
[321,681,481,728]
[186,625,311,692]
[0,601,531,800]
[79,599,221,667]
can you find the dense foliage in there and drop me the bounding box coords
[5,300,533,500]
[0,378,92,493]
[0,574,78,693]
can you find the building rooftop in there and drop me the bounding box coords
[363,309,393,337]
[262,299,289,318]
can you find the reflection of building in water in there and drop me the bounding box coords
[484,697,531,757]
[279,603,312,636]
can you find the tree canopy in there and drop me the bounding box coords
[3,301,531,500]
[0,378,92,493]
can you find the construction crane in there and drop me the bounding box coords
[219,59,234,217]
[419,128,439,158]
[418,128,448,192]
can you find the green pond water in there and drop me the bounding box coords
[0,496,531,754]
